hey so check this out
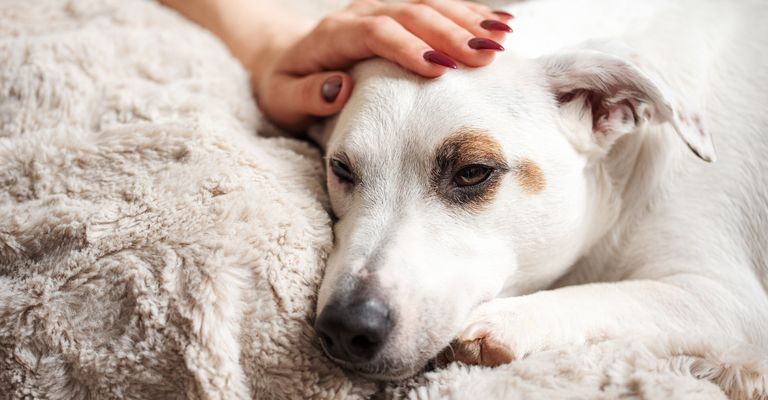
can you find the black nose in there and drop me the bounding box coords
[315,297,393,363]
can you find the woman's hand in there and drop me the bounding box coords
[256,0,513,131]
[161,0,513,132]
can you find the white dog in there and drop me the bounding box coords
[312,0,768,380]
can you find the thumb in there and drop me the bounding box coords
[261,71,353,131]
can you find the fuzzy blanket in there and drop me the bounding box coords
[1,1,766,399]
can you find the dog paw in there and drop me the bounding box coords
[444,322,516,367]
[442,297,558,367]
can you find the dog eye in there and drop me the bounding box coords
[330,158,355,184]
[454,165,493,187]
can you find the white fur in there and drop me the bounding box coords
[317,0,768,379]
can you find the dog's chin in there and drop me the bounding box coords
[320,346,432,381]
[355,368,420,381]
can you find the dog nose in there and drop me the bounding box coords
[315,297,393,363]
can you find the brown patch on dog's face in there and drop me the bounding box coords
[431,128,509,210]
[516,159,546,194]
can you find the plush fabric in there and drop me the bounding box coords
[0,1,765,399]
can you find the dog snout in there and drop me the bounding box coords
[315,296,393,364]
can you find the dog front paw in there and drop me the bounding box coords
[441,297,567,367]
[445,322,516,366]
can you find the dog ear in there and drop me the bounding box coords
[540,50,715,162]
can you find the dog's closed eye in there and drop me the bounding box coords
[330,158,355,184]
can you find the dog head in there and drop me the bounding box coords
[313,50,714,380]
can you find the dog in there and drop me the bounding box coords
[311,0,768,380]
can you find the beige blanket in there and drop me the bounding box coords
[1,1,765,399]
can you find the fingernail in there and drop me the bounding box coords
[321,75,343,103]
[480,19,512,32]
[423,50,458,69]
[492,10,514,19]
[468,37,504,51]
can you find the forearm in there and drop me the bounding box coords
[159,0,312,88]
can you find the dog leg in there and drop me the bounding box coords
[446,276,762,366]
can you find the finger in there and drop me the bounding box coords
[491,10,515,21]
[259,71,354,131]
[358,15,458,77]
[316,15,457,77]
[460,1,489,11]
[461,1,496,19]
[282,15,453,78]
[417,0,511,41]
[385,2,501,67]
[463,2,514,21]
[346,0,380,14]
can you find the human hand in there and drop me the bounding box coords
[253,0,513,132]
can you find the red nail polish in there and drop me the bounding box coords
[423,50,458,69]
[480,19,512,32]
[492,10,514,19]
[321,75,343,103]
[468,38,504,51]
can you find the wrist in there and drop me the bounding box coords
[162,0,312,91]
